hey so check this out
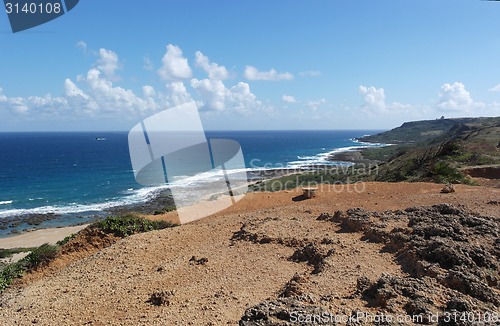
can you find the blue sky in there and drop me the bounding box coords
[0,0,499,131]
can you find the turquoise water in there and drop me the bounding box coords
[0,130,383,233]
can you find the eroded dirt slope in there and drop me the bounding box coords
[0,182,499,325]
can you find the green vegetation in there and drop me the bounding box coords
[358,117,498,144]
[93,214,176,238]
[21,244,58,270]
[153,205,176,215]
[252,117,499,190]
[1,215,177,294]
[362,117,500,184]
[0,247,35,259]
[56,233,77,246]
[0,263,24,292]
[251,165,379,192]
[0,243,58,293]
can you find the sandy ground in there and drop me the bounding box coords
[0,182,498,325]
[0,224,89,249]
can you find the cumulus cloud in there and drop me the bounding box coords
[282,95,297,103]
[358,85,416,117]
[436,82,483,112]
[195,51,229,80]
[190,79,226,111]
[96,48,120,80]
[190,78,264,114]
[84,68,158,115]
[158,44,192,81]
[488,84,500,92]
[0,47,164,122]
[299,70,322,77]
[243,66,293,81]
[142,85,156,98]
[359,86,386,111]
[0,88,68,117]
[165,81,193,107]
[0,44,273,125]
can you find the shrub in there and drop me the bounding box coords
[153,206,176,215]
[94,215,176,238]
[56,233,77,246]
[0,247,35,259]
[0,263,25,292]
[430,161,470,184]
[0,243,58,294]
[20,244,58,270]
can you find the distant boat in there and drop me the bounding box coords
[94,137,107,141]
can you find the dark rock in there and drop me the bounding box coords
[440,267,500,306]
[147,290,175,306]
[279,273,309,298]
[239,297,332,326]
[337,208,375,232]
[289,243,334,274]
[189,256,208,265]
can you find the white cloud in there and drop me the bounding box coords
[227,82,264,114]
[96,48,120,80]
[158,44,192,81]
[359,86,386,111]
[64,78,98,113]
[282,95,297,103]
[299,70,322,77]
[142,85,156,98]
[190,78,264,114]
[190,78,226,111]
[306,98,326,110]
[195,51,229,80]
[84,68,157,115]
[0,88,68,117]
[0,46,164,121]
[0,45,274,126]
[353,83,495,127]
[64,78,88,99]
[165,81,193,107]
[488,84,500,92]
[358,85,417,117]
[0,88,8,102]
[436,82,483,112]
[243,66,293,81]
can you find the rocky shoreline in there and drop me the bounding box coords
[0,155,390,237]
[327,149,376,165]
[0,168,310,237]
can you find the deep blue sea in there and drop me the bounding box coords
[0,130,383,235]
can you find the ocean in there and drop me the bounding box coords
[0,130,384,236]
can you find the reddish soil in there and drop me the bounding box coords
[0,182,498,325]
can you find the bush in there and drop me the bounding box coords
[20,244,58,270]
[153,206,176,215]
[0,247,34,259]
[94,215,176,238]
[430,161,469,184]
[0,243,58,294]
[0,263,25,292]
[56,233,77,246]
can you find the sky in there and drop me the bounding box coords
[0,0,500,131]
